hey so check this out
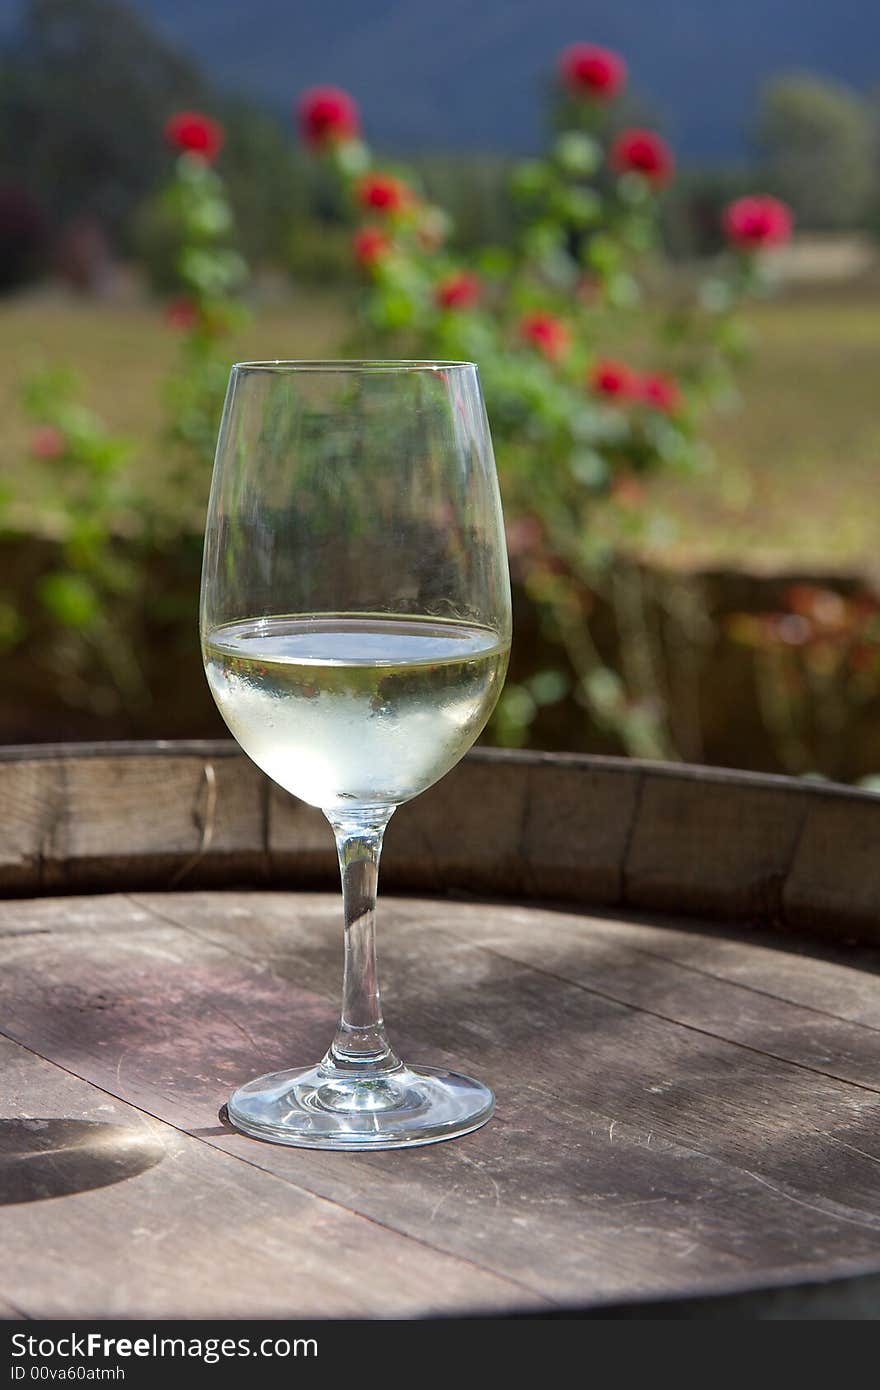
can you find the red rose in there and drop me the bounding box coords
[610,129,674,186]
[520,311,570,361]
[298,86,360,147]
[435,271,481,309]
[31,425,66,460]
[164,295,199,332]
[640,371,681,414]
[723,195,793,250]
[589,359,637,399]
[164,110,225,162]
[352,226,391,267]
[559,43,626,101]
[355,172,411,214]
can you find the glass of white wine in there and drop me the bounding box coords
[200,361,512,1148]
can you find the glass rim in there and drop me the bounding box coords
[230,359,478,374]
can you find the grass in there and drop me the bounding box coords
[642,294,880,580]
[2,285,879,578]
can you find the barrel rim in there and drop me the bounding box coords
[0,738,875,806]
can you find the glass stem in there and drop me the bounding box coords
[325,808,400,1075]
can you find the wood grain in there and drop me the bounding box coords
[2,888,880,1315]
[0,1032,532,1318]
[0,741,877,941]
[784,795,880,939]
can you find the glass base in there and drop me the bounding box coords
[226,1059,495,1150]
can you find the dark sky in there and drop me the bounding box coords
[4,0,880,159]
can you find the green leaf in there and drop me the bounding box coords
[177,247,248,297]
[570,449,609,488]
[493,684,538,745]
[0,597,24,649]
[475,246,514,276]
[368,285,418,330]
[584,666,625,716]
[184,199,233,240]
[528,669,569,704]
[617,172,653,206]
[585,234,620,274]
[332,140,370,177]
[38,573,101,630]
[176,154,223,193]
[22,367,78,421]
[605,271,640,308]
[621,217,655,253]
[557,188,602,227]
[522,222,565,261]
[510,160,551,200]
[553,132,601,177]
[716,316,753,357]
[541,246,580,290]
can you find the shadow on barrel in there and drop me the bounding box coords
[0,1117,165,1205]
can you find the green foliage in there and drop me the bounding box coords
[19,367,150,708]
[756,75,875,230]
[2,38,817,753]
[159,151,251,486]
[16,139,252,715]
[38,572,101,630]
[494,670,570,747]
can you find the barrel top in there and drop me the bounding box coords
[3,885,880,1318]
[2,742,880,1317]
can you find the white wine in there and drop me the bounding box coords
[204,615,509,811]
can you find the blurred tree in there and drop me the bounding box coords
[408,153,515,249]
[0,0,206,253]
[755,74,874,229]
[864,86,880,235]
[0,0,337,285]
[0,184,48,289]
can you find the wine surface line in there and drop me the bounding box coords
[204,613,509,811]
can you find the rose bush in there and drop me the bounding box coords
[19,367,148,712]
[18,64,812,754]
[16,107,248,714]
[298,48,794,753]
[159,110,249,481]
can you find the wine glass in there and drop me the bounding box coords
[200,361,511,1148]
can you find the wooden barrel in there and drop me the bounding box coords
[1,740,879,1319]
